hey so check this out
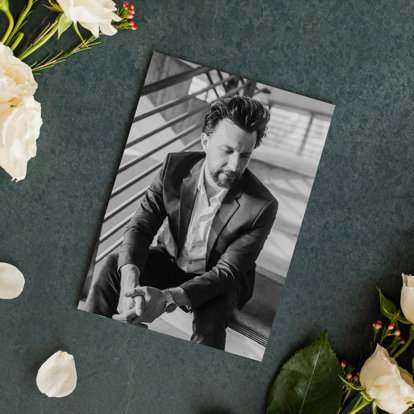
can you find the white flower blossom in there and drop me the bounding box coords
[360,345,414,414]
[0,95,42,181]
[57,0,121,37]
[401,273,414,324]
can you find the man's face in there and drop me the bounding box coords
[201,119,257,188]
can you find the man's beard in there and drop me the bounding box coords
[211,169,240,188]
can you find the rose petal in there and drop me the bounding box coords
[401,274,414,324]
[0,262,25,299]
[360,344,414,414]
[56,0,121,37]
[36,351,77,398]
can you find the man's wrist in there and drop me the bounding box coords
[120,263,139,273]
[168,287,191,308]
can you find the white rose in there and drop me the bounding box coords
[57,0,122,37]
[0,43,38,105]
[401,273,414,324]
[0,95,42,181]
[360,344,414,414]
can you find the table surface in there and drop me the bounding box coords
[1,1,413,413]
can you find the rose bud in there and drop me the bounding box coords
[401,274,414,324]
[341,360,347,368]
[36,351,77,398]
[0,262,25,299]
[360,344,414,414]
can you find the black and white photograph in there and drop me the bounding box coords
[78,51,335,361]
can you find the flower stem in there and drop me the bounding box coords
[391,325,414,360]
[10,32,24,51]
[18,15,61,60]
[31,35,99,72]
[4,0,33,46]
[348,396,371,414]
[0,8,14,44]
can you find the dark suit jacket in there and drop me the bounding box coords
[118,152,278,310]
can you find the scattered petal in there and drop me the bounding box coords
[36,351,77,398]
[0,262,25,299]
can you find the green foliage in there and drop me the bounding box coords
[0,0,9,13]
[377,287,397,320]
[57,14,72,38]
[266,332,342,414]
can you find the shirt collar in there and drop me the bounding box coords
[198,161,228,204]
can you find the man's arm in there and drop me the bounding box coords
[116,264,141,315]
[117,155,170,274]
[114,156,170,319]
[179,199,278,309]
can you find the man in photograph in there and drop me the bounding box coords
[85,95,278,350]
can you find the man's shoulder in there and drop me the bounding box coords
[243,168,278,206]
[164,152,204,173]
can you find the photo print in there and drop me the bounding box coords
[78,51,335,361]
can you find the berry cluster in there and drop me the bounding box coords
[340,360,360,384]
[123,2,137,30]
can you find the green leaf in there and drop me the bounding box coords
[266,332,342,414]
[377,287,397,320]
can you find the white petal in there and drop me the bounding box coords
[0,262,25,299]
[36,351,77,398]
[360,344,414,414]
[401,274,414,324]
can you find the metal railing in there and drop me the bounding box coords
[92,63,261,265]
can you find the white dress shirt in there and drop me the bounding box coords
[159,162,228,274]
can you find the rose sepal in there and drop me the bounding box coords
[377,287,398,321]
[45,0,62,12]
[0,0,10,13]
[57,13,72,38]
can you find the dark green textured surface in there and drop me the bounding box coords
[1,1,413,413]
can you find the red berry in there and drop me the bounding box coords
[129,4,135,10]
[340,360,347,368]
[395,330,401,336]
[388,324,395,330]
[132,24,137,30]
[346,373,352,380]
[129,20,135,26]
[401,339,406,344]
[354,375,359,382]
[128,13,134,19]
[124,1,129,7]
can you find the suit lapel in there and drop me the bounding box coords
[178,159,204,252]
[206,174,245,260]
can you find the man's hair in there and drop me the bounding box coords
[202,96,270,148]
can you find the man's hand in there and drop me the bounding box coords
[113,286,167,324]
[117,264,142,315]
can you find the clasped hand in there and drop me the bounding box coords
[113,286,167,325]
